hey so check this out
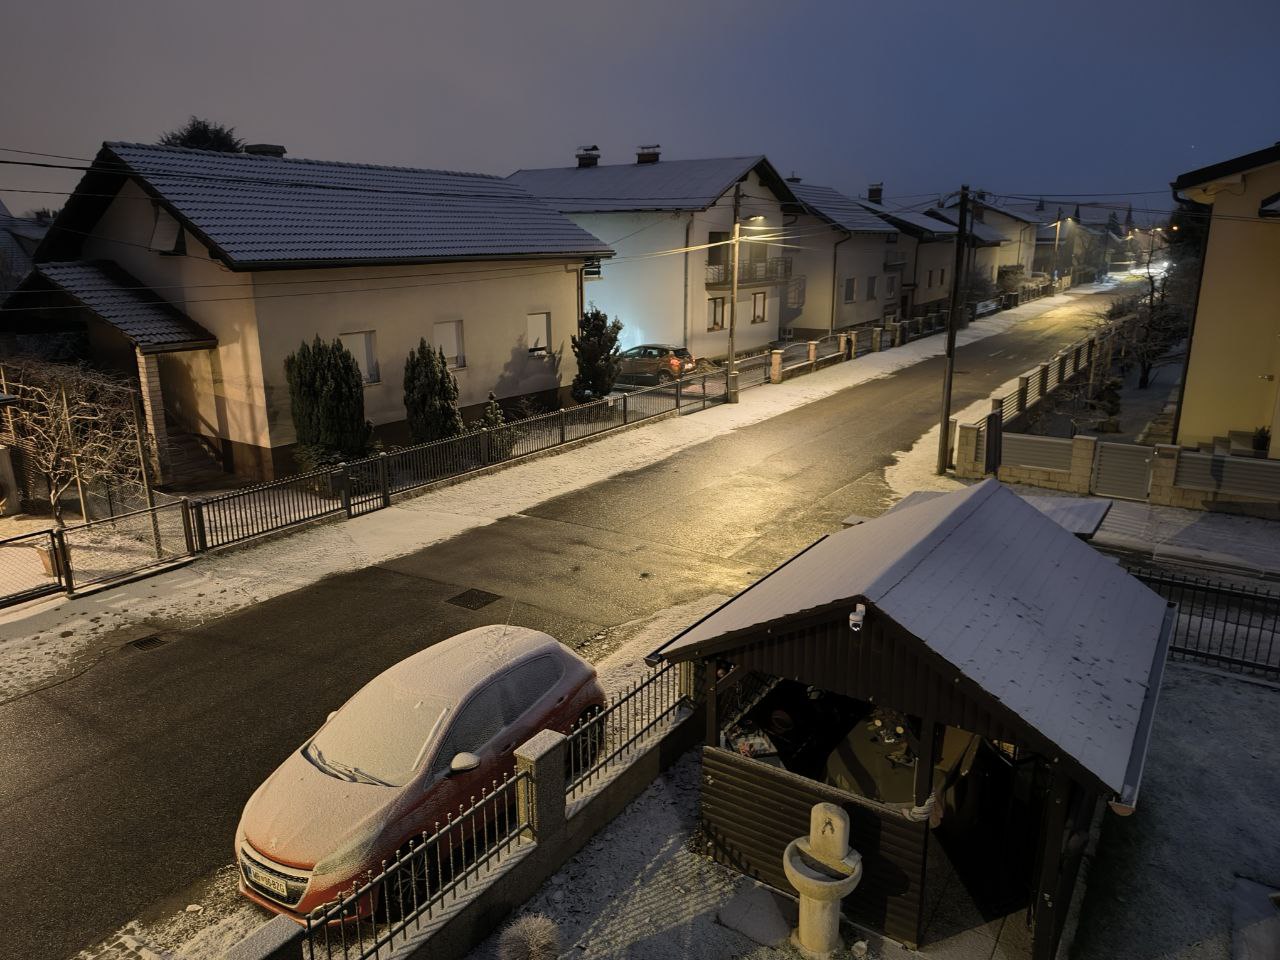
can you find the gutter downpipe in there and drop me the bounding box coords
[683,212,693,348]
[829,230,851,334]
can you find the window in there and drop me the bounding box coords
[866,276,878,301]
[707,297,725,331]
[751,291,766,324]
[939,268,947,287]
[843,278,857,304]
[149,206,184,254]
[526,312,551,354]
[707,231,729,267]
[339,331,380,384]
[887,275,897,297]
[434,320,464,368]
[501,655,564,722]
[432,682,507,777]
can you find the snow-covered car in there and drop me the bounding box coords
[235,625,606,920]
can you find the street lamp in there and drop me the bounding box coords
[726,182,768,402]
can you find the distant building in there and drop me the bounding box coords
[851,186,957,317]
[0,199,49,289]
[510,148,797,358]
[1,143,610,481]
[1172,141,1280,459]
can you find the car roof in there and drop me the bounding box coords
[633,343,684,349]
[377,625,565,703]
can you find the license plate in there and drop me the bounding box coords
[248,864,289,899]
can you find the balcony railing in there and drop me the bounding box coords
[706,256,793,286]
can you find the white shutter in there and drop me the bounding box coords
[526,312,551,353]
[434,320,463,367]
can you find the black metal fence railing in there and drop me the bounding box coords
[198,469,345,549]
[565,660,685,800]
[1130,566,1280,677]
[59,501,191,590]
[303,771,532,960]
[0,528,65,607]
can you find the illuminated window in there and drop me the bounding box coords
[707,297,725,331]
[751,291,766,324]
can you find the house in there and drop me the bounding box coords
[1171,140,1280,459]
[850,185,957,318]
[509,147,797,358]
[649,479,1173,960]
[941,193,1039,282]
[783,181,902,337]
[0,142,611,481]
[0,199,49,289]
[925,207,1007,295]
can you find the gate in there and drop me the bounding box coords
[0,528,65,609]
[1091,442,1153,500]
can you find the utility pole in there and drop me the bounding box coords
[936,184,969,475]
[727,182,741,402]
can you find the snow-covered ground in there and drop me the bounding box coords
[0,294,1091,705]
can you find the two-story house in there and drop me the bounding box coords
[510,148,797,359]
[1171,140,1280,458]
[782,181,901,336]
[1,142,611,481]
[852,185,957,318]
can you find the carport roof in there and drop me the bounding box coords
[651,479,1173,803]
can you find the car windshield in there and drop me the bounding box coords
[674,349,693,359]
[307,682,451,787]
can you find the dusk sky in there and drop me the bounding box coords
[3,0,1278,217]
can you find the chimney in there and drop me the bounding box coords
[575,145,600,168]
[785,173,802,183]
[867,182,883,204]
[636,144,661,165]
[244,144,286,158]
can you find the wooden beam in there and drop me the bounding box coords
[704,659,719,747]
[913,716,939,807]
[1032,765,1071,960]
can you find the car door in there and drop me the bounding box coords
[618,347,644,379]
[418,681,509,831]
[498,654,567,751]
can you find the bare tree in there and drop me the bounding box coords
[0,359,147,525]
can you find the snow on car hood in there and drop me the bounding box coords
[241,748,400,869]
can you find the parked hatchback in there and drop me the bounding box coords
[618,344,696,384]
[235,625,606,920]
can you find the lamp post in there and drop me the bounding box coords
[726,183,767,404]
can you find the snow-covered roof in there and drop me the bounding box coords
[789,183,897,234]
[653,480,1172,802]
[854,199,958,238]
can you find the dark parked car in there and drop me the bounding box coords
[618,344,696,384]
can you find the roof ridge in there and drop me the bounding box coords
[104,142,506,182]
[511,154,765,175]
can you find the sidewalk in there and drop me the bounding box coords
[0,292,1094,704]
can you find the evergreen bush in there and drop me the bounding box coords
[284,336,371,464]
[570,305,623,402]
[404,339,463,443]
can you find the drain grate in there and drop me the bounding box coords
[446,588,503,611]
[129,635,168,651]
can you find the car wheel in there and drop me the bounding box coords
[566,704,605,783]
[379,842,437,922]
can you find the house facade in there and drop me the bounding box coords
[510,149,797,359]
[784,181,902,337]
[852,188,956,317]
[1,143,610,481]
[1172,142,1280,458]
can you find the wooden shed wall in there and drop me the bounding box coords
[701,746,929,946]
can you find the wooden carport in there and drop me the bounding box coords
[650,480,1174,958]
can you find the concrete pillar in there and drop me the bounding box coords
[134,348,169,483]
[1038,362,1050,398]
[807,341,819,364]
[871,328,884,352]
[515,729,567,842]
[1068,435,1098,493]
[837,333,848,360]
[1148,444,1181,506]
[1017,375,1030,412]
[954,423,983,479]
[770,349,784,384]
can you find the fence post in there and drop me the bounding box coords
[53,527,74,595]
[770,349,784,384]
[480,428,491,466]
[1057,352,1068,384]
[622,393,629,425]
[558,409,567,444]
[332,465,351,519]
[872,327,884,352]
[189,498,209,552]
[179,497,195,555]
[807,340,818,365]
[514,729,568,842]
[376,452,390,509]
[1017,376,1030,413]
[675,376,683,410]
[1038,362,1049,398]
[838,333,848,360]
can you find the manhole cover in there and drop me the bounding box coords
[446,588,502,610]
[129,635,168,651]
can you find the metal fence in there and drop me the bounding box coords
[565,660,685,800]
[302,771,532,960]
[0,528,65,606]
[1131,566,1280,677]
[59,500,191,589]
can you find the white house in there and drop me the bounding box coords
[510,148,798,359]
[851,186,957,317]
[1,142,611,480]
[783,181,902,336]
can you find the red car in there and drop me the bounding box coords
[235,625,606,920]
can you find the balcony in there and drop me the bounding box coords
[706,256,793,287]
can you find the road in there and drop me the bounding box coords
[0,285,1128,960]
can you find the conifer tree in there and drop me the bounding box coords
[570,305,623,402]
[403,339,463,443]
[284,336,370,459]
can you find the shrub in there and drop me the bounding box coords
[498,914,559,960]
[403,339,463,444]
[570,305,623,402]
[284,336,372,461]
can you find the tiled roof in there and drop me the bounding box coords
[925,209,1006,245]
[789,183,897,234]
[0,200,47,283]
[509,156,795,213]
[35,261,216,352]
[653,480,1172,800]
[94,143,611,268]
[855,199,958,238]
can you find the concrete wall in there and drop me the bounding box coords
[1177,161,1280,457]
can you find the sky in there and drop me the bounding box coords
[3,0,1278,219]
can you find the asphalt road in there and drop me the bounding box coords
[0,286,1128,960]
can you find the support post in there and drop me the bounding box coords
[377,451,390,508]
[129,389,162,558]
[514,730,568,842]
[190,498,209,552]
[179,497,195,555]
[727,183,742,404]
[559,409,567,444]
[704,658,719,747]
[872,327,884,352]
[59,385,88,523]
[936,184,970,475]
[1032,768,1072,960]
[1017,376,1030,413]
[622,393,629,424]
[770,349,784,384]
[807,340,818,365]
[837,332,848,360]
[53,527,74,594]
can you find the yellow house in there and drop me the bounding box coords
[1,143,611,480]
[1172,141,1280,459]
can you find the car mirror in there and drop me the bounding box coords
[449,752,481,775]
[326,711,337,723]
